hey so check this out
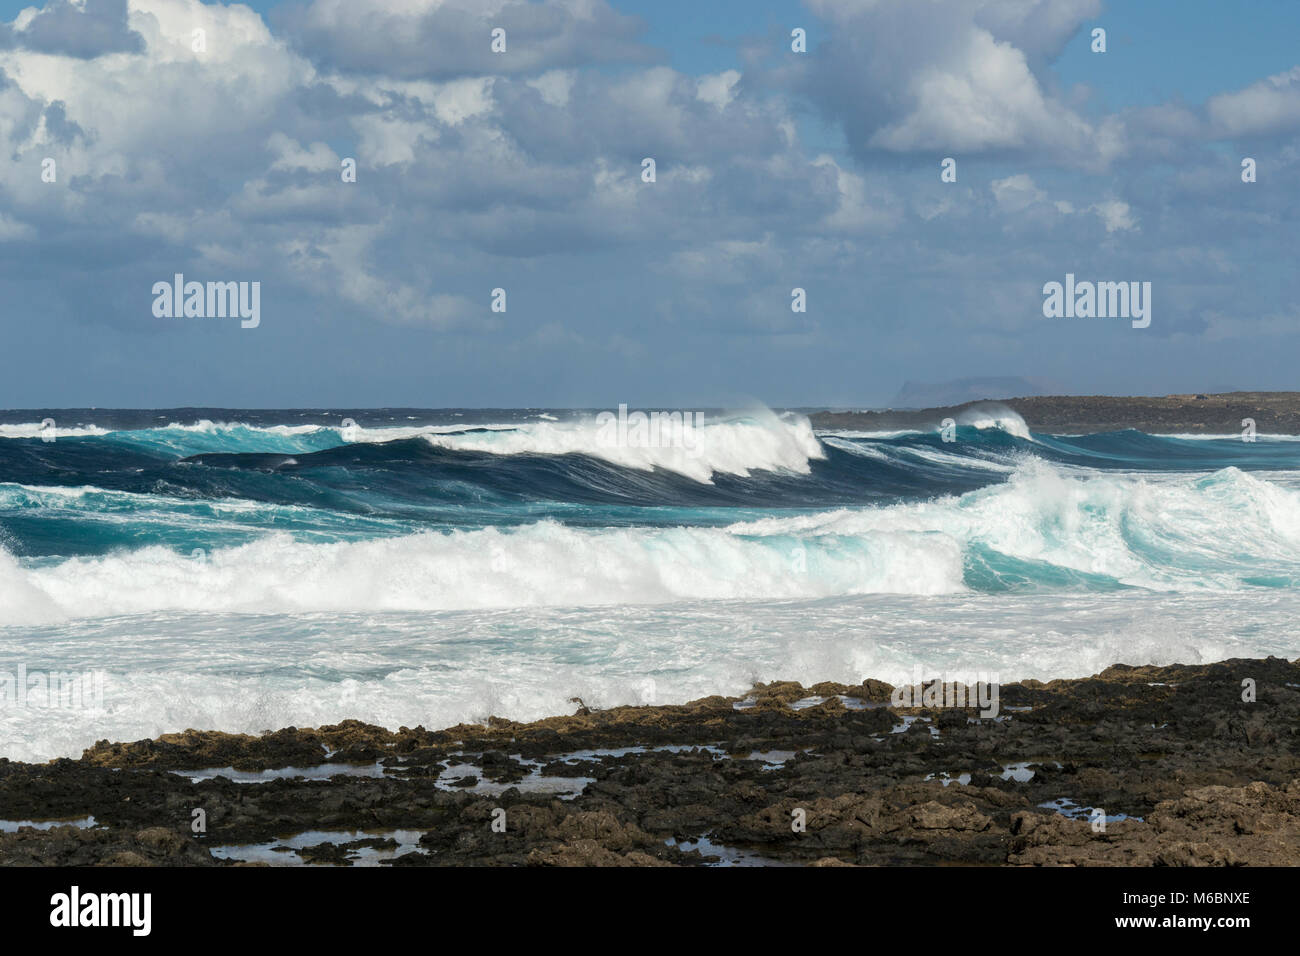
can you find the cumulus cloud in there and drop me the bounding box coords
[0,0,1294,404]
[0,0,144,58]
[1207,66,1300,137]
[267,132,339,172]
[869,27,1089,153]
[274,0,655,79]
[991,173,1047,213]
[777,0,1116,166]
[1090,198,1137,233]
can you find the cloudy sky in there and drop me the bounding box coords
[0,0,1297,408]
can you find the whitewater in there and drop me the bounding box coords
[2,406,1299,761]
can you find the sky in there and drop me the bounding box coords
[0,0,1298,408]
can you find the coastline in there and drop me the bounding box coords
[2,656,1297,867]
[810,391,1300,434]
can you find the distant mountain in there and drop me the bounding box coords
[892,377,1056,409]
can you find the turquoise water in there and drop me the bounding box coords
[2,407,1298,760]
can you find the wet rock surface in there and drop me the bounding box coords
[2,657,1298,866]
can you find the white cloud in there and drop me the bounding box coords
[791,0,1117,167]
[1207,66,1300,137]
[0,0,1285,378]
[696,70,741,110]
[0,212,35,240]
[1090,198,1138,233]
[278,0,652,79]
[871,28,1090,153]
[526,69,575,107]
[812,155,900,231]
[350,115,439,167]
[990,173,1046,213]
[267,132,339,172]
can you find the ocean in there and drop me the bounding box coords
[2,406,1299,762]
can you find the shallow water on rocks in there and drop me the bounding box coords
[210,828,424,866]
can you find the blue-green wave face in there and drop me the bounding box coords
[3,409,1300,600]
[4,407,1300,762]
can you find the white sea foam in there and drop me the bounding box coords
[155,420,323,436]
[0,418,508,445]
[0,518,963,626]
[84,412,826,481]
[955,408,1033,440]
[1,589,1294,762]
[4,408,1300,763]
[815,408,1034,442]
[729,459,1300,590]
[0,423,110,439]
[5,460,1300,627]
[0,413,826,483]
[821,435,1017,473]
[418,410,825,482]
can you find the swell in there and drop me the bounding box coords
[5,460,1300,625]
[5,416,1300,558]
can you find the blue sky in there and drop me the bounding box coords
[0,0,1298,408]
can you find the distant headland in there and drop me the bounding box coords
[810,392,1300,435]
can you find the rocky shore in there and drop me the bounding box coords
[2,657,1298,866]
[810,391,1300,434]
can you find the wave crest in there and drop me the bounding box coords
[6,461,1300,624]
[418,409,825,482]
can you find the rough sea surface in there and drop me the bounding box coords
[3,407,1299,761]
